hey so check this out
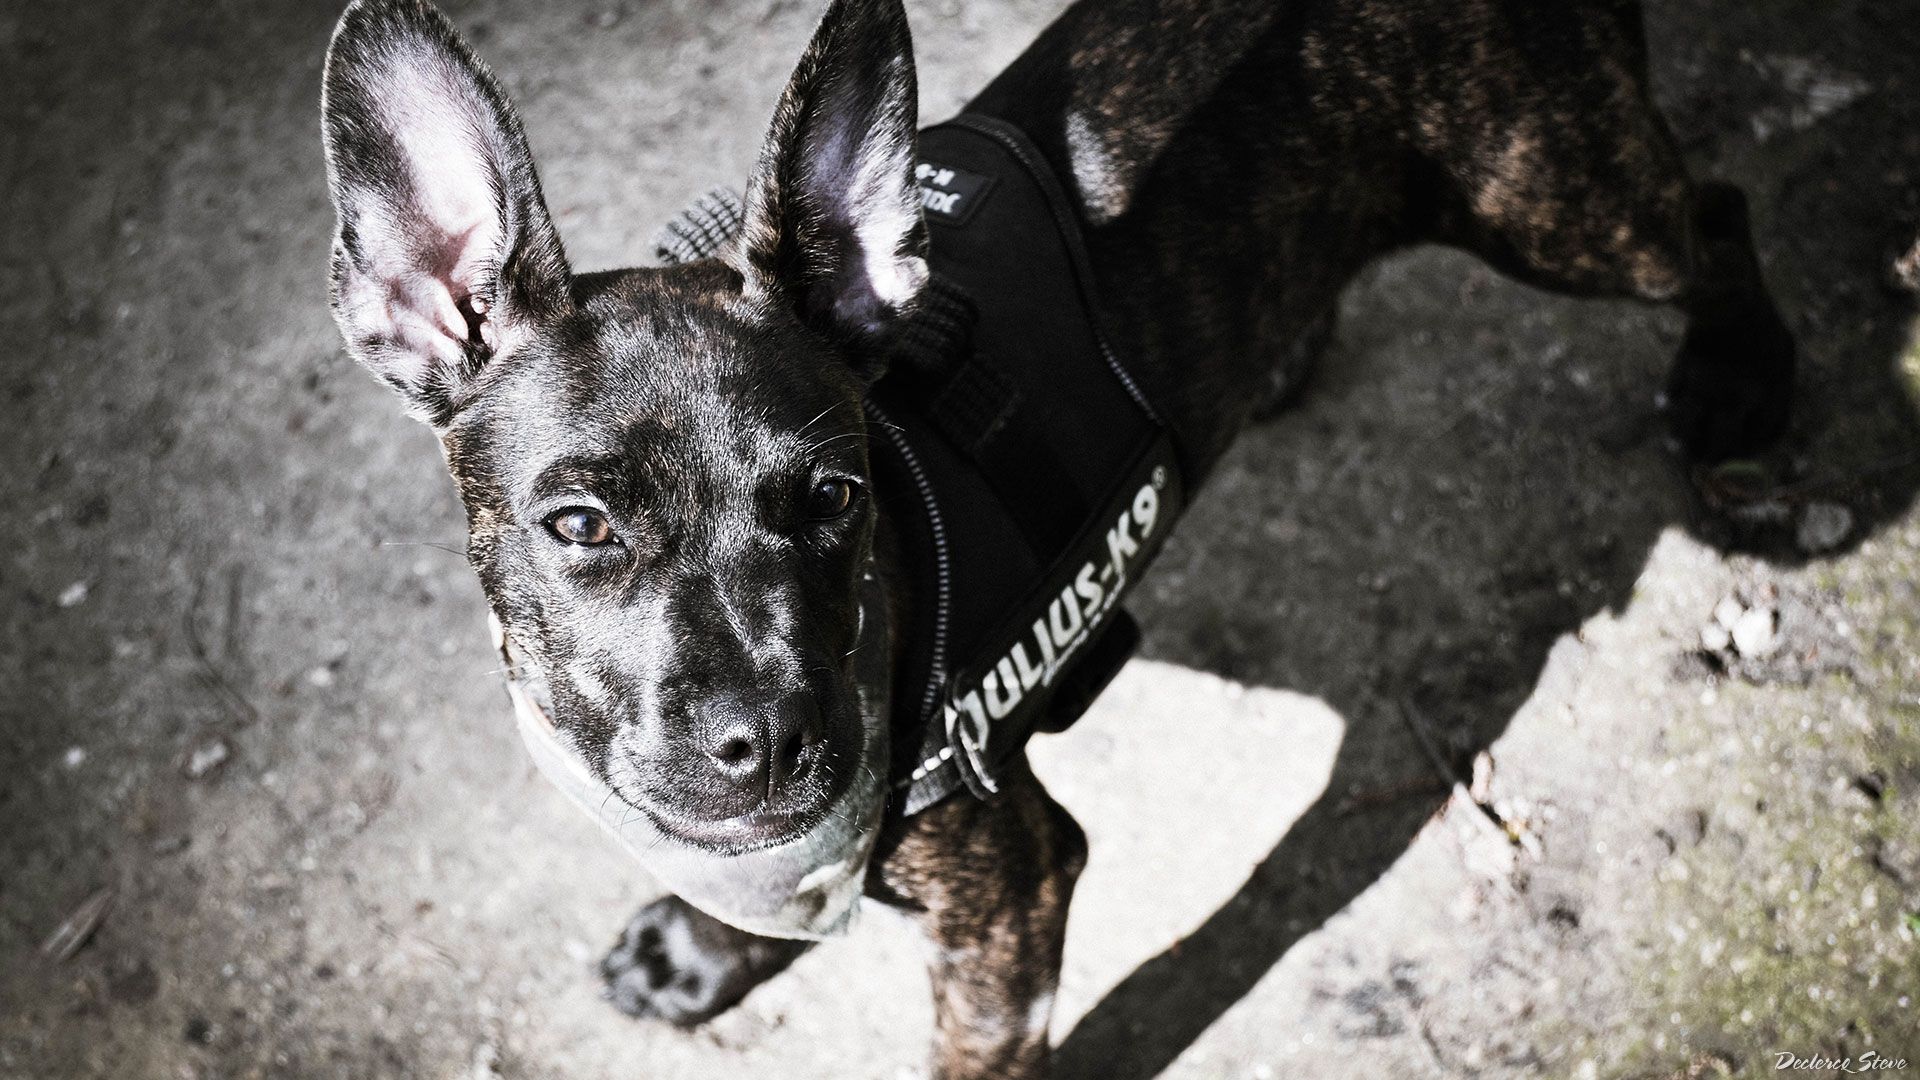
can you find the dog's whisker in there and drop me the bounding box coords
[800,430,878,456]
[380,539,468,557]
[595,783,623,823]
[795,401,846,439]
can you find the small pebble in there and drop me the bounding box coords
[1891,233,1920,292]
[1795,501,1853,554]
[62,746,86,769]
[1700,622,1732,653]
[1712,596,1745,631]
[468,1042,503,1080]
[151,835,190,856]
[57,581,89,608]
[185,739,231,779]
[1731,607,1778,658]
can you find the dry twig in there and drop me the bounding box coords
[41,886,115,962]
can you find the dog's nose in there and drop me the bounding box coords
[697,692,822,802]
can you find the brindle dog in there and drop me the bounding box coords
[319,0,1793,1075]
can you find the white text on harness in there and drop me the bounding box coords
[944,479,1161,735]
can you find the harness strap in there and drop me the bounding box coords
[646,114,1184,818]
[880,116,1182,813]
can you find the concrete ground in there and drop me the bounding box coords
[3,0,1918,1077]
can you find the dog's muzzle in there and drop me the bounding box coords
[487,566,892,940]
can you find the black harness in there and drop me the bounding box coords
[658,115,1185,816]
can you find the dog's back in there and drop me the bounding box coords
[962,0,1704,470]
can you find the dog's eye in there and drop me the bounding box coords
[547,507,615,546]
[806,478,857,520]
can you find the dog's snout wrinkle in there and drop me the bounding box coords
[706,567,757,656]
[676,560,806,684]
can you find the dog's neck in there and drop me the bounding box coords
[865,423,930,800]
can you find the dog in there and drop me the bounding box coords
[319,0,1794,1075]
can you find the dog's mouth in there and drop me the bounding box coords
[603,692,869,857]
[584,714,867,859]
[624,797,841,857]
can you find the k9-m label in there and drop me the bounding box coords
[916,160,996,226]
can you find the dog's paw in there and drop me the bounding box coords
[1666,308,1795,463]
[598,894,812,1026]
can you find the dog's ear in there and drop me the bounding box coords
[734,0,927,358]
[321,0,570,426]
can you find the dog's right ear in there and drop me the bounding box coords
[732,0,926,364]
[321,0,569,427]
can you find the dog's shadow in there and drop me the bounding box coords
[1050,5,1920,1075]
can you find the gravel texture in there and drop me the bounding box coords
[2,1,1918,1077]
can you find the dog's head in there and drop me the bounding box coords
[320,0,925,853]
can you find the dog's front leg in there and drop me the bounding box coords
[869,760,1088,1080]
[599,893,813,1024]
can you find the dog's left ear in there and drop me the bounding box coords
[321,0,571,427]
[734,0,927,358]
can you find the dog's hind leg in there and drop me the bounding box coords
[1408,0,1794,461]
[868,760,1087,1080]
[1659,181,1796,462]
[1433,169,1795,462]
[599,894,811,1026]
